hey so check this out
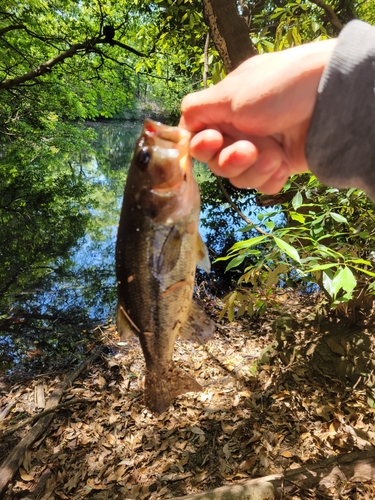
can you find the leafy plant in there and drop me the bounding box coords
[216,173,375,321]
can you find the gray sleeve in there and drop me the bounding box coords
[305,20,375,201]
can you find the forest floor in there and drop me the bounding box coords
[1,290,375,499]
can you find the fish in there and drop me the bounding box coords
[115,119,215,414]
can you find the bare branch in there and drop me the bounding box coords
[111,38,146,57]
[0,40,96,88]
[216,177,267,235]
[203,31,210,89]
[0,398,98,439]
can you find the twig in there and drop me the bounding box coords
[173,449,375,498]
[172,476,278,499]
[203,32,210,89]
[23,467,53,499]
[0,36,146,89]
[0,346,104,496]
[0,398,98,439]
[216,177,267,235]
[0,401,16,421]
[309,0,343,31]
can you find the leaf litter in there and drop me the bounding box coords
[1,291,375,499]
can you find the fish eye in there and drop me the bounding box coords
[137,147,151,169]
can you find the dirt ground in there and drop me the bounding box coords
[1,291,375,499]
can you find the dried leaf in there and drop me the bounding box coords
[280,450,293,458]
[239,456,257,470]
[19,468,34,481]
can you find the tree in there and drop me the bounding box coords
[192,0,375,321]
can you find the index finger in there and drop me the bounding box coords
[180,86,231,131]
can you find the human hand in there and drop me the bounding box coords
[180,39,337,194]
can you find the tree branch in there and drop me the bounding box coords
[216,177,267,235]
[309,0,344,31]
[203,32,210,89]
[0,37,146,89]
[0,398,98,439]
[0,24,26,36]
[111,38,146,57]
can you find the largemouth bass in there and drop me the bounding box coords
[116,119,214,414]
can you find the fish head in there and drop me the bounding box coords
[127,119,199,224]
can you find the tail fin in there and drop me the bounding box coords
[144,362,202,414]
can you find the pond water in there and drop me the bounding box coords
[0,121,278,373]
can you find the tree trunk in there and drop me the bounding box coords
[202,0,256,73]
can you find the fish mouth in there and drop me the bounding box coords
[143,119,191,152]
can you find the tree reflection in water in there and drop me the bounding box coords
[0,121,277,374]
[0,121,141,373]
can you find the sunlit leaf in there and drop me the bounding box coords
[230,235,268,251]
[289,212,305,223]
[273,236,301,263]
[292,191,303,210]
[330,212,348,223]
[335,267,356,295]
[307,263,339,272]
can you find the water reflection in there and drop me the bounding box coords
[0,121,141,372]
[0,120,280,373]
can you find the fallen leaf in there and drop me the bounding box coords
[19,468,34,481]
[281,450,293,458]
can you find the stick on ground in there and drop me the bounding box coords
[0,347,104,496]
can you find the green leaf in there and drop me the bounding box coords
[306,263,339,272]
[225,255,246,272]
[359,231,369,239]
[335,267,356,295]
[239,223,257,233]
[230,235,268,251]
[330,212,348,223]
[323,267,356,300]
[351,266,375,277]
[213,255,232,263]
[289,212,305,223]
[349,258,372,266]
[273,236,301,263]
[291,191,303,210]
[322,271,336,299]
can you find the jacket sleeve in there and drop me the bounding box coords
[305,20,375,201]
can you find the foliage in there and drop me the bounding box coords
[0,122,141,328]
[0,0,208,327]
[0,139,92,298]
[0,0,207,131]
[2,0,375,326]
[207,0,375,321]
[217,174,375,321]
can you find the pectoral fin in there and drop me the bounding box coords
[116,304,139,341]
[157,226,182,274]
[179,301,215,344]
[196,232,210,272]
